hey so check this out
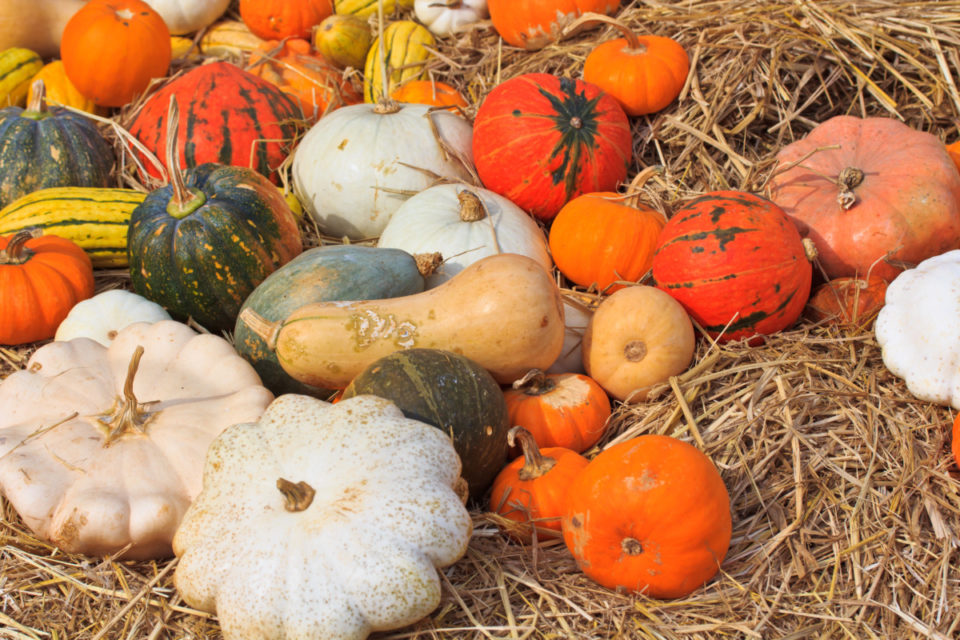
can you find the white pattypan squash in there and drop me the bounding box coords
[377,183,552,288]
[292,101,475,240]
[144,0,232,34]
[0,320,273,559]
[414,0,488,37]
[875,249,960,408]
[55,289,172,346]
[173,393,473,640]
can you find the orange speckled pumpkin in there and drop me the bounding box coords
[562,434,731,599]
[806,275,888,328]
[0,229,95,345]
[504,369,611,454]
[239,0,333,40]
[487,0,619,50]
[489,426,589,543]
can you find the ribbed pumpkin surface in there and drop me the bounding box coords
[651,191,812,343]
[128,163,302,332]
[126,61,304,185]
[472,73,632,220]
[341,348,510,499]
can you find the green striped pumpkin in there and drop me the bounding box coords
[0,186,145,267]
[341,348,510,499]
[363,20,435,103]
[0,84,115,210]
[650,190,812,343]
[128,162,303,332]
[0,48,43,107]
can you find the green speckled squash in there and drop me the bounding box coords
[234,245,427,397]
[0,81,114,209]
[341,348,510,499]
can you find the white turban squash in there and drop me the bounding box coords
[172,393,473,640]
[0,320,273,559]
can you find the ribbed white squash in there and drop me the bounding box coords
[143,0,231,34]
[414,0,488,37]
[55,289,171,346]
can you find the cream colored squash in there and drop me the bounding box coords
[0,0,86,59]
[547,295,593,375]
[173,393,472,640]
[143,0,231,34]
[291,101,475,240]
[377,184,552,288]
[581,285,695,403]
[55,289,172,345]
[414,0,488,37]
[0,320,273,559]
[238,253,565,388]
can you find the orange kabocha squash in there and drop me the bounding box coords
[505,369,611,454]
[562,434,732,599]
[489,426,589,543]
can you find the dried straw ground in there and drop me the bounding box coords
[3,0,960,638]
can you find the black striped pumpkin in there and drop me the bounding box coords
[650,191,812,343]
[126,61,304,186]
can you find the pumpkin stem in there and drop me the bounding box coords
[414,251,443,277]
[801,237,819,262]
[624,340,647,362]
[836,167,864,210]
[164,95,207,219]
[623,165,663,209]
[237,308,283,351]
[0,228,41,265]
[103,345,154,443]
[457,190,488,222]
[277,478,316,512]
[508,426,557,480]
[561,12,644,52]
[621,537,643,555]
[23,79,51,119]
[373,98,403,114]
[512,369,557,396]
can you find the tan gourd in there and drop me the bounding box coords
[1,0,87,59]
[239,253,565,388]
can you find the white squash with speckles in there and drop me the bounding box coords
[172,393,473,640]
[875,249,960,408]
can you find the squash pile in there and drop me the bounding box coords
[3,0,960,638]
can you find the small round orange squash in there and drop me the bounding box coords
[805,275,888,328]
[390,79,468,110]
[239,0,333,41]
[504,369,611,454]
[489,426,589,543]
[487,0,620,50]
[562,434,732,599]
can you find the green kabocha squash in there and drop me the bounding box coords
[235,245,430,397]
[340,348,510,499]
[0,80,114,210]
[128,98,302,333]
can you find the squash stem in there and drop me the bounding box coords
[163,95,207,218]
[836,167,864,210]
[457,190,488,222]
[237,308,283,351]
[277,477,316,511]
[508,426,557,480]
[0,228,40,265]
[562,12,645,52]
[511,368,557,396]
[103,345,152,443]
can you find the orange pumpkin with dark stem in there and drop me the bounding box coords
[239,0,333,40]
[0,229,95,345]
[562,434,732,598]
[391,80,468,110]
[578,15,689,116]
[489,426,589,543]
[60,0,171,108]
[549,167,666,293]
[806,275,888,328]
[504,369,611,454]
[487,0,620,50]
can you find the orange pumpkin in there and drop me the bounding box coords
[60,0,172,108]
[390,80,468,110]
[239,0,333,40]
[489,426,589,543]
[562,434,732,599]
[487,0,620,50]
[947,140,960,176]
[580,16,689,116]
[504,369,611,454]
[0,229,95,345]
[549,168,666,293]
[248,38,362,120]
[806,275,888,328]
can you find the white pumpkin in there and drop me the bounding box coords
[875,249,960,408]
[173,393,473,640]
[143,0,232,35]
[291,101,475,240]
[547,296,593,375]
[0,320,273,560]
[55,289,172,346]
[377,184,552,288]
[414,0,488,37]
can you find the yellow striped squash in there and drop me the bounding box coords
[26,61,105,115]
[334,0,414,18]
[199,20,267,59]
[0,187,146,268]
[363,20,435,103]
[0,47,43,107]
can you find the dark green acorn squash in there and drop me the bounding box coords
[0,81,114,210]
[341,348,510,500]
[235,244,428,397]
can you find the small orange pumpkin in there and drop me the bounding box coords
[60,0,172,108]
[806,275,888,328]
[504,369,611,454]
[549,167,666,293]
[487,0,620,50]
[489,426,589,543]
[240,0,333,40]
[0,229,95,345]
[390,79,468,111]
[562,434,732,599]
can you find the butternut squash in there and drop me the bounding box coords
[239,253,565,388]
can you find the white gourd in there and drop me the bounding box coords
[55,289,172,345]
[414,0,488,37]
[143,0,232,34]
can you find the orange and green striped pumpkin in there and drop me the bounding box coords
[650,191,812,343]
